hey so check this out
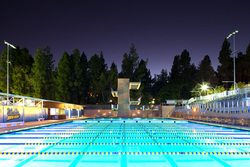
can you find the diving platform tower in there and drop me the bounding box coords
[111,78,141,117]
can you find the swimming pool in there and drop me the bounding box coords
[0,118,250,167]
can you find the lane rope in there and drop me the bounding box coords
[0,142,246,146]
[0,151,249,155]
[54,132,219,135]
[42,136,235,139]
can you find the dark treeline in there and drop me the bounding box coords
[0,40,250,105]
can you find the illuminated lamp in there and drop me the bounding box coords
[193,107,197,112]
[201,85,208,90]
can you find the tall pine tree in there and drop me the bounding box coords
[198,55,216,85]
[152,69,168,104]
[243,43,250,83]
[56,51,72,102]
[79,52,89,104]
[0,47,34,95]
[217,39,233,82]
[31,47,55,99]
[88,53,107,104]
[69,49,82,104]
[120,43,139,80]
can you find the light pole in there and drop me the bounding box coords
[4,41,16,99]
[227,30,239,90]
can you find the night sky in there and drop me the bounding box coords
[1,0,250,76]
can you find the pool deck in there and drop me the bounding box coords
[1,117,250,134]
[0,117,90,134]
[173,117,250,132]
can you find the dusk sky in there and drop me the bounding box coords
[1,0,250,76]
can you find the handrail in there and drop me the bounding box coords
[189,87,250,105]
[168,107,175,117]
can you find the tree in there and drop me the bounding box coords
[56,50,89,104]
[133,59,152,104]
[215,85,226,93]
[198,55,217,85]
[161,54,182,100]
[31,47,55,99]
[100,51,108,73]
[69,49,82,104]
[11,66,28,95]
[230,82,245,90]
[152,69,168,104]
[179,50,197,83]
[179,63,197,99]
[92,72,109,104]
[129,43,140,77]
[91,62,119,105]
[93,62,119,104]
[88,54,105,81]
[131,59,145,100]
[109,62,118,89]
[78,52,89,104]
[88,53,107,104]
[158,83,180,102]
[56,51,72,102]
[120,43,139,80]
[236,52,246,83]
[217,39,233,82]
[140,61,153,105]
[12,47,34,69]
[243,43,250,83]
[0,47,34,94]
[169,55,181,83]
[108,62,118,104]
[120,53,130,78]
[0,49,8,93]
[179,49,191,71]
[163,50,197,100]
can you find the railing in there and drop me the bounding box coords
[175,106,191,112]
[84,105,111,110]
[189,87,250,105]
[111,105,160,111]
[168,107,175,117]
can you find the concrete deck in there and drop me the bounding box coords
[0,117,90,134]
[172,117,250,132]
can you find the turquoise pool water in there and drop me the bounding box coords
[0,118,250,167]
